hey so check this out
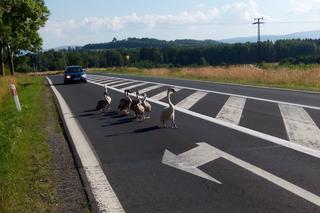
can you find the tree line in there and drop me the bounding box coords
[83,37,220,50]
[0,0,49,76]
[19,39,320,72]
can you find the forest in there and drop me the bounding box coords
[16,38,320,72]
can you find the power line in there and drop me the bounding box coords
[253,17,265,42]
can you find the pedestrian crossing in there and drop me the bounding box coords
[150,88,182,101]
[87,74,320,152]
[216,96,246,125]
[279,104,320,150]
[176,91,208,110]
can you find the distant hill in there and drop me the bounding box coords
[221,30,320,43]
[46,45,80,51]
[82,38,221,50]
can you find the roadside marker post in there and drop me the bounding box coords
[10,84,21,112]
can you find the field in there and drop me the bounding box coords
[88,65,320,91]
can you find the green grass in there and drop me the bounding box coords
[0,76,55,212]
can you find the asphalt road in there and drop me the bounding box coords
[49,74,320,213]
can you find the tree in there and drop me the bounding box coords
[0,0,49,75]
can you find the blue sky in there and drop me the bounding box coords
[40,0,320,49]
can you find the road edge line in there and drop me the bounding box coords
[46,77,125,213]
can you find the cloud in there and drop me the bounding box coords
[40,0,272,48]
[40,8,222,37]
[221,0,268,22]
[289,0,320,13]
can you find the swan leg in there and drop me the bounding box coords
[163,121,168,128]
[146,111,151,119]
[172,119,178,129]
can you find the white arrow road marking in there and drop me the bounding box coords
[279,104,320,150]
[176,91,208,109]
[163,142,320,207]
[216,96,246,125]
[162,143,222,184]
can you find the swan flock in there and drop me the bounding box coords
[97,84,177,128]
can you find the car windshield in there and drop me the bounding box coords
[66,67,82,73]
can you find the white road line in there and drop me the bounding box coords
[138,85,162,94]
[89,74,320,111]
[279,104,320,150]
[47,77,125,213]
[111,81,134,88]
[150,88,182,101]
[121,82,148,90]
[176,91,207,109]
[216,96,246,125]
[88,80,320,159]
[204,143,320,207]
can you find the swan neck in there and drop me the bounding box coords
[167,91,173,106]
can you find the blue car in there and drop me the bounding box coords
[64,66,87,84]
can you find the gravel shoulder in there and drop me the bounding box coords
[45,83,90,212]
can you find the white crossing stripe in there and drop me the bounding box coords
[176,91,207,109]
[121,82,148,90]
[216,96,246,125]
[88,76,114,80]
[107,80,128,86]
[91,79,116,84]
[279,104,320,150]
[138,85,162,94]
[150,88,182,101]
[97,79,119,84]
[111,81,134,88]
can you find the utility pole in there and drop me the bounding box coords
[253,17,264,42]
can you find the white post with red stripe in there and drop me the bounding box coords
[10,84,21,112]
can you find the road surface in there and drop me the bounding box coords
[48,73,320,213]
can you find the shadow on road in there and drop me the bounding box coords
[104,125,161,138]
[133,126,160,133]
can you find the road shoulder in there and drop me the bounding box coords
[45,81,90,212]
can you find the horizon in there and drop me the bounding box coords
[41,0,320,49]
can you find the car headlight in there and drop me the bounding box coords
[81,74,87,78]
[66,75,71,79]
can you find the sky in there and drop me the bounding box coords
[40,0,320,49]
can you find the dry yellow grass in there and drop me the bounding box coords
[89,65,320,91]
[0,76,17,106]
[179,66,320,87]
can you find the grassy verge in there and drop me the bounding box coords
[87,65,320,92]
[0,75,55,212]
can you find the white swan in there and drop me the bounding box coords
[160,88,177,128]
[117,89,132,114]
[96,84,112,113]
[141,93,151,118]
[104,84,112,110]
